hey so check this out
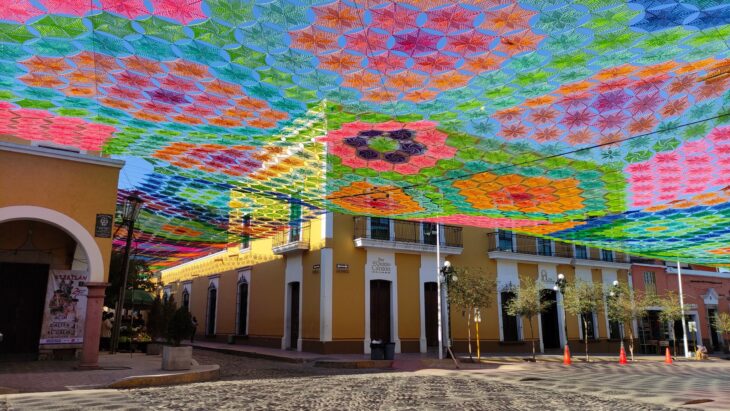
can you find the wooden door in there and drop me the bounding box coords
[289,282,300,349]
[0,263,49,358]
[540,290,560,349]
[207,287,217,335]
[237,282,248,335]
[370,280,391,343]
[424,282,438,346]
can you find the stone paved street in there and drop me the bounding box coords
[3,350,730,410]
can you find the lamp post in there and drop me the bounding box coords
[440,260,457,358]
[553,273,569,350]
[110,194,143,354]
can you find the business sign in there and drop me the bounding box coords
[370,257,392,275]
[94,214,113,238]
[336,263,349,272]
[312,264,320,273]
[39,270,89,345]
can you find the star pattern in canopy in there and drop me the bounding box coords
[1,0,730,268]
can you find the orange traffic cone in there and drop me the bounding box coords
[664,347,673,364]
[563,345,572,365]
[619,345,627,365]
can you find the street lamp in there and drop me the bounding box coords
[553,273,569,350]
[110,194,143,354]
[440,260,457,357]
[608,280,625,348]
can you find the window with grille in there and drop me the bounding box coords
[644,271,657,295]
[574,245,588,259]
[601,249,614,261]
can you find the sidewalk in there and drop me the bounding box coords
[187,340,720,370]
[0,352,219,393]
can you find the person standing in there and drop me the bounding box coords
[100,313,113,351]
[190,316,198,343]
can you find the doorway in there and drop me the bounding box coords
[0,263,49,360]
[708,308,720,349]
[370,280,391,343]
[288,282,300,349]
[424,282,438,347]
[206,285,217,336]
[237,281,248,336]
[540,289,560,349]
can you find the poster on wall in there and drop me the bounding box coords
[39,270,89,345]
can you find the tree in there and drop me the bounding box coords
[504,277,552,361]
[563,280,604,362]
[105,249,156,307]
[448,268,497,361]
[167,306,194,346]
[605,282,651,361]
[656,291,685,357]
[714,312,730,353]
[147,295,165,341]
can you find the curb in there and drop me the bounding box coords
[106,364,220,389]
[190,345,312,364]
[314,360,393,369]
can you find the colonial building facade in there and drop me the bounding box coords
[159,212,672,356]
[0,140,122,365]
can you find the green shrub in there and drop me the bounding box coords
[167,307,194,346]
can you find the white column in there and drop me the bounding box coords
[436,223,443,360]
[319,248,333,342]
[677,261,691,358]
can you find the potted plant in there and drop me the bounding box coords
[146,295,166,355]
[162,307,194,370]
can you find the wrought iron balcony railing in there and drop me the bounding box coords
[486,232,630,263]
[353,217,462,248]
[272,222,310,253]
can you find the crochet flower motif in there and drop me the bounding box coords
[321,120,456,174]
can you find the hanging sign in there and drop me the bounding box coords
[39,270,89,345]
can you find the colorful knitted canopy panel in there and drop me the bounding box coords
[2,1,730,268]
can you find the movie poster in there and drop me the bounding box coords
[39,270,89,345]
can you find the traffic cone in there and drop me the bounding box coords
[619,345,627,365]
[563,345,571,365]
[664,347,673,364]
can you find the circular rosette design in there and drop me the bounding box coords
[322,120,456,174]
[327,181,423,216]
[452,172,585,215]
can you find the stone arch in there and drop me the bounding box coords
[0,206,104,282]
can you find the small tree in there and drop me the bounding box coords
[563,280,604,362]
[504,277,552,361]
[448,268,497,361]
[714,312,730,353]
[606,283,651,361]
[167,307,194,346]
[656,291,685,357]
[147,295,165,341]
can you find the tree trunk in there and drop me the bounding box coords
[583,317,589,362]
[672,326,678,358]
[628,329,635,362]
[466,310,472,361]
[529,316,536,361]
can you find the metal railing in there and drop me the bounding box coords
[353,217,462,248]
[486,232,630,263]
[272,222,310,248]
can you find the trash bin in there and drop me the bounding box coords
[370,340,385,360]
[384,342,395,360]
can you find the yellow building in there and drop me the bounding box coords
[161,212,632,355]
[0,140,122,366]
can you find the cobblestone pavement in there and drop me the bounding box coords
[4,350,727,410]
[466,360,730,410]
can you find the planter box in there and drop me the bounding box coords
[147,343,163,356]
[162,346,193,371]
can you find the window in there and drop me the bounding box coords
[501,291,519,341]
[581,312,596,340]
[537,238,552,256]
[601,249,614,262]
[289,201,302,242]
[644,271,657,295]
[498,230,514,251]
[242,214,251,249]
[609,320,622,340]
[182,288,190,310]
[370,217,390,240]
[422,223,437,245]
[574,245,588,259]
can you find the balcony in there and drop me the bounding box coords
[272,223,310,255]
[486,232,630,268]
[353,217,463,255]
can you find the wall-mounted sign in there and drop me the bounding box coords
[370,257,392,275]
[336,263,349,272]
[40,270,89,345]
[94,214,113,238]
[312,264,320,273]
